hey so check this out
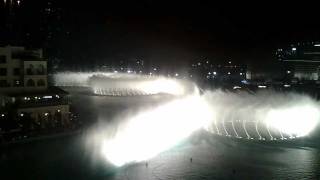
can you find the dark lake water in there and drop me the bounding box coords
[1,132,320,180]
[1,90,320,179]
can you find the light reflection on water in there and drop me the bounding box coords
[1,133,319,179]
[111,133,320,180]
[1,92,320,179]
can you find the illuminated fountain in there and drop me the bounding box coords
[54,72,193,96]
[203,90,320,140]
[89,74,188,96]
[96,90,320,166]
[54,72,320,167]
[100,93,212,166]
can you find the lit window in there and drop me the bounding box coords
[13,80,20,86]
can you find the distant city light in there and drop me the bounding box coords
[175,73,179,77]
[227,72,231,75]
[43,96,52,99]
[213,72,217,75]
[44,113,49,116]
[208,72,211,75]
[20,113,24,117]
[153,68,157,71]
[287,70,291,74]
[284,84,291,88]
[292,47,297,51]
[240,73,243,75]
[127,70,132,73]
[206,61,209,64]
[197,62,201,66]
[228,61,232,64]
[258,85,267,88]
[114,70,118,73]
[314,44,320,47]
[1,114,4,117]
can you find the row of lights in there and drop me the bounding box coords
[208,72,244,76]
[23,95,59,101]
[20,110,61,117]
[114,70,157,75]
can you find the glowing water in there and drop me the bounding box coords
[54,72,192,96]
[99,90,320,166]
[101,94,212,166]
[59,72,320,166]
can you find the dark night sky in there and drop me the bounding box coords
[2,0,320,68]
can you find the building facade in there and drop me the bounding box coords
[0,46,47,92]
[0,46,70,142]
[276,42,320,81]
